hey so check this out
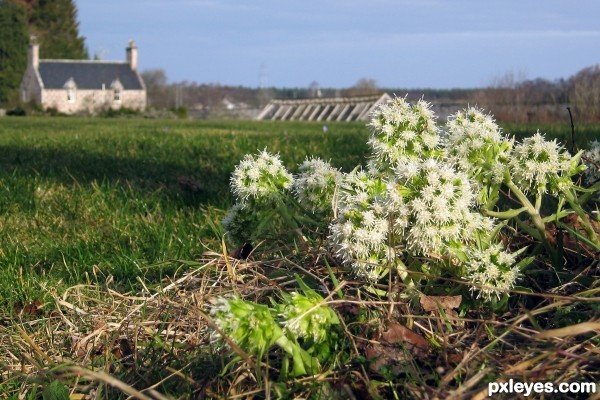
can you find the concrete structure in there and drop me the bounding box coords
[20,37,146,114]
[256,93,391,122]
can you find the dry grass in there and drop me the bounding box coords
[1,241,599,399]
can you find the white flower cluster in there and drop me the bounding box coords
[329,169,393,280]
[398,158,479,257]
[224,149,294,245]
[221,203,259,246]
[330,101,500,279]
[368,97,440,173]
[583,140,600,185]
[509,131,573,194]
[445,107,512,186]
[462,244,520,301]
[230,149,293,206]
[294,157,341,214]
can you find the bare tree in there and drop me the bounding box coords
[569,65,600,122]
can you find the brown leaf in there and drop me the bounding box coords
[420,295,462,313]
[113,338,135,368]
[72,335,97,359]
[14,299,43,317]
[382,322,429,354]
[364,322,430,374]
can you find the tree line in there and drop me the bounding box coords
[0,0,87,105]
[140,66,600,123]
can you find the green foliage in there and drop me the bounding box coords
[28,0,88,59]
[42,381,69,400]
[0,0,29,105]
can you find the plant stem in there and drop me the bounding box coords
[578,181,600,205]
[561,188,600,246]
[502,174,557,259]
[504,178,547,240]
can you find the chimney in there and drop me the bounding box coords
[126,40,138,71]
[29,35,39,69]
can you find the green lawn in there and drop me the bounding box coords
[0,117,370,308]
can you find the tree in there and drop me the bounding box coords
[345,78,379,97]
[141,69,170,109]
[0,0,29,105]
[27,0,88,59]
[569,65,600,122]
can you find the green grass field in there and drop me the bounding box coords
[1,116,599,398]
[0,117,371,308]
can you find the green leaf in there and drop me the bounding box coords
[42,381,69,400]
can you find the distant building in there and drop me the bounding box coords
[20,37,146,114]
[256,93,391,122]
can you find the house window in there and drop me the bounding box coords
[64,77,77,104]
[67,88,76,103]
[111,79,123,104]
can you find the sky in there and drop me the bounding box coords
[75,0,600,89]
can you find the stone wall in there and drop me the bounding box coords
[40,89,146,114]
[20,65,43,105]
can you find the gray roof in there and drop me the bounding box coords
[38,61,144,90]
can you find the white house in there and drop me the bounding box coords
[20,37,146,114]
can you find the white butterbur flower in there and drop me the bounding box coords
[230,149,293,206]
[368,97,440,174]
[221,203,260,246]
[509,132,573,194]
[462,244,520,301]
[329,170,393,280]
[399,158,476,257]
[444,107,513,203]
[294,157,341,215]
[583,140,600,185]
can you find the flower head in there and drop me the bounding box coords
[583,140,600,186]
[329,169,393,280]
[230,149,293,206]
[368,97,441,174]
[209,296,283,357]
[293,157,341,215]
[279,289,339,343]
[462,244,520,301]
[509,132,576,194]
[444,107,513,193]
[389,158,477,257]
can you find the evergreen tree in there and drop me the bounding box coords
[28,0,88,59]
[0,0,29,105]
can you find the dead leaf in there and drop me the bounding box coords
[14,299,43,317]
[113,338,135,368]
[420,295,462,313]
[382,322,429,354]
[364,321,429,374]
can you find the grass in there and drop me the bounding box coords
[0,117,369,308]
[1,116,599,399]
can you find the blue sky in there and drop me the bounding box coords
[75,0,600,89]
